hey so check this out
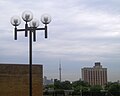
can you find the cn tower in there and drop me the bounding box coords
[59,60,62,82]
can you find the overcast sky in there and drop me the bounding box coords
[0,0,120,82]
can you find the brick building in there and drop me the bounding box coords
[81,62,107,86]
[0,64,43,96]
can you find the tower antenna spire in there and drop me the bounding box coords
[59,59,62,82]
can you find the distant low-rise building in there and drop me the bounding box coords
[81,62,107,86]
[43,76,54,85]
[0,64,43,96]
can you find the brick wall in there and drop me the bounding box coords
[0,64,43,96]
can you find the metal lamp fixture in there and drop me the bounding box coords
[11,10,51,39]
[10,10,51,96]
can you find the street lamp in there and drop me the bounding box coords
[10,10,51,96]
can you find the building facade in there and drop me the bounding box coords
[0,64,43,96]
[81,62,107,86]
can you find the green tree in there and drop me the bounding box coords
[47,84,54,89]
[72,80,89,88]
[72,80,90,94]
[90,85,103,92]
[62,80,72,90]
[54,79,63,89]
[54,79,72,90]
[106,82,120,96]
[104,82,113,90]
[108,83,120,92]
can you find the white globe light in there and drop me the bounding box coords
[22,10,33,22]
[41,14,51,24]
[29,18,39,27]
[11,16,21,26]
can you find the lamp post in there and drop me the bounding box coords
[10,10,51,96]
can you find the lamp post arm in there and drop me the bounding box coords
[35,28,45,30]
[35,26,48,38]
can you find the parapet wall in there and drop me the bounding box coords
[0,64,43,96]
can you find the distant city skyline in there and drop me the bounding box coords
[43,76,54,85]
[0,0,120,82]
[44,61,118,82]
